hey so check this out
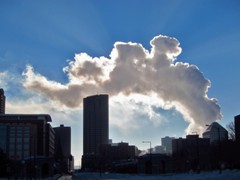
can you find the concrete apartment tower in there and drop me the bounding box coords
[82,94,109,169]
[0,89,5,114]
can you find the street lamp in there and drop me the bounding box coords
[142,141,152,174]
[206,124,221,174]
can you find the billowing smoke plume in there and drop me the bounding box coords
[22,35,222,134]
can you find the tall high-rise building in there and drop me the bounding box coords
[83,94,109,156]
[0,89,5,114]
[82,94,109,169]
[235,115,240,143]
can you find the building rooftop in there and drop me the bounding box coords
[84,94,109,100]
[204,122,227,133]
[0,114,52,122]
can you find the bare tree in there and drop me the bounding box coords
[226,121,235,141]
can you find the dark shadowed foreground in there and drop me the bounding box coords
[72,169,240,180]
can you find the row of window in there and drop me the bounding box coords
[9,137,30,143]
[10,127,30,132]
[9,151,30,160]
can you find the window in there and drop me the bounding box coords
[9,137,15,143]
[24,127,30,133]
[16,144,22,151]
[9,150,15,156]
[24,137,29,143]
[9,144,15,150]
[24,150,29,158]
[17,137,22,143]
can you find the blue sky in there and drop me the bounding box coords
[1,0,240,166]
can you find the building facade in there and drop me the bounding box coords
[99,142,139,173]
[0,89,5,114]
[46,124,55,158]
[100,142,139,162]
[172,135,210,172]
[0,114,55,177]
[82,94,109,169]
[54,124,73,173]
[234,115,240,143]
[161,136,175,154]
[202,122,228,144]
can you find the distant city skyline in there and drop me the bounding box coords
[1,0,240,165]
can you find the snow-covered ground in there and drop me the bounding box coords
[73,169,240,180]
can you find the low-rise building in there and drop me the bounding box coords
[172,135,210,172]
[54,124,73,173]
[99,142,139,172]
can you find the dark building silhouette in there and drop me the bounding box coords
[100,142,136,161]
[0,114,54,159]
[82,94,109,170]
[99,142,139,172]
[138,153,172,174]
[234,115,240,168]
[172,135,210,172]
[0,114,55,177]
[54,124,73,173]
[234,115,240,143]
[0,89,75,177]
[0,89,5,114]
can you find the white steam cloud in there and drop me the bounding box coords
[22,35,222,134]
